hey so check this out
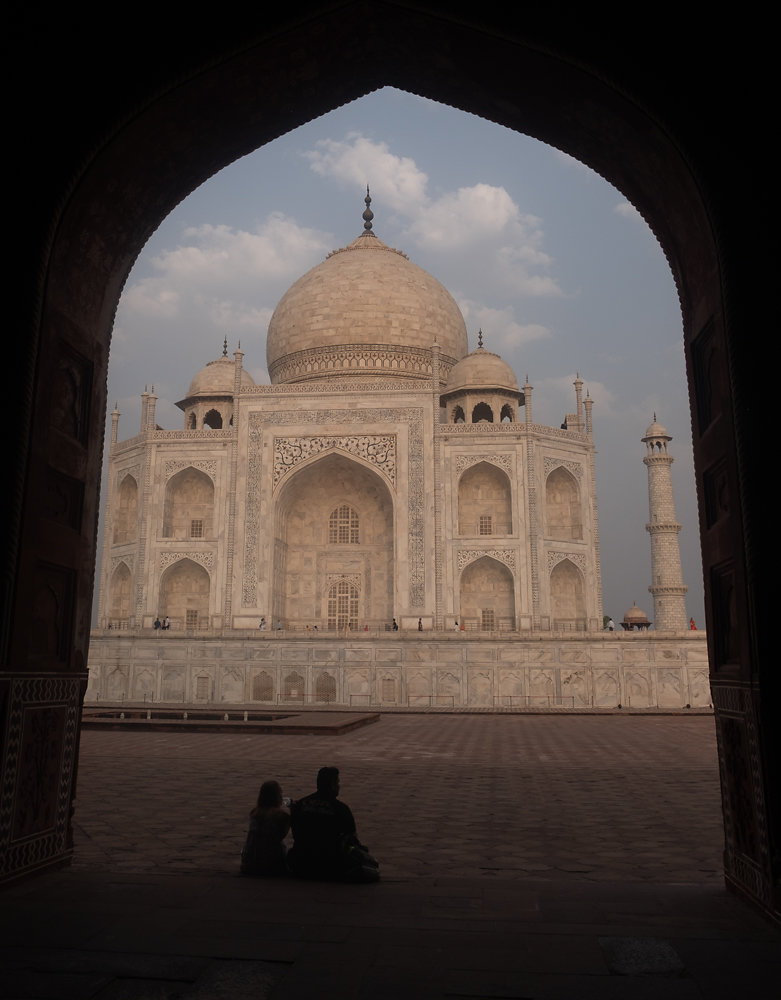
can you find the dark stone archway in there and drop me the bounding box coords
[4,4,775,918]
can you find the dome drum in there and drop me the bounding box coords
[268,342,460,385]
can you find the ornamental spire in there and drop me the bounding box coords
[362,185,375,235]
[222,337,228,357]
[477,329,484,348]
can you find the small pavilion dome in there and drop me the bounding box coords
[444,345,519,395]
[185,354,255,398]
[643,415,669,440]
[622,603,651,629]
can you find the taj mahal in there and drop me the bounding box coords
[88,197,707,709]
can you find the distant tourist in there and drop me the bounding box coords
[287,767,379,882]
[392,618,398,631]
[276,620,282,630]
[607,618,615,631]
[418,618,423,631]
[259,616,266,630]
[153,617,161,630]
[453,620,459,631]
[163,616,170,630]
[689,617,697,630]
[240,780,291,877]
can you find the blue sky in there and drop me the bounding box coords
[103,87,703,627]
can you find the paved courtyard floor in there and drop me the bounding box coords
[3,713,780,999]
[71,714,724,884]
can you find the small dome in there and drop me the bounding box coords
[186,356,255,397]
[623,603,650,625]
[266,231,468,384]
[643,415,669,440]
[444,346,519,395]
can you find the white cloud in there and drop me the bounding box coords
[122,214,332,320]
[406,183,519,248]
[206,301,273,333]
[614,201,643,221]
[303,135,561,293]
[458,300,551,349]
[304,135,428,214]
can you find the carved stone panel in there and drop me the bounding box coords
[274,435,396,488]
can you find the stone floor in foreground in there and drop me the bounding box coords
[5,713,780,1000]
[71,713,723,884]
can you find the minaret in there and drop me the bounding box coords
[642,416,688,630]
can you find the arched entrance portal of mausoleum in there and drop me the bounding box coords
[272,452,394,629]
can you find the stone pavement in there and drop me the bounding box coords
[2,713,780,998]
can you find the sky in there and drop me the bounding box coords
[100,86,703,628]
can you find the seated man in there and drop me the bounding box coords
[288,766,379,882]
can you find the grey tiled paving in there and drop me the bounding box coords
[3,713,780,999]
[71,714,724,883]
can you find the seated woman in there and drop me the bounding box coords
[240,780,291,877]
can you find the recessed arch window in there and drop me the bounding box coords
[329,504,359,544]
[203,408,223,429]
[113,474,138,543]
[472,402,494,423]
[545,467,582,540]
[452,405,466,424]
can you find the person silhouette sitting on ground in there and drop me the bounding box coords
[287,766,379,882]
[240,780,291,877]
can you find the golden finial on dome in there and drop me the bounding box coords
[477,329,484,349]
[222,337,228,357]
[362,185,375,235]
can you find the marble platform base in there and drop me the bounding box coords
[86,631,710,710]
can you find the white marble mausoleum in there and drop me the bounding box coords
[89,198,705,708]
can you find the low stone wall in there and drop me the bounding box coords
[86,631,710,710]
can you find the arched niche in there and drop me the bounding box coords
[108,562,132,625]
[472,402,494,423]
[315,672,337,703]
[550,559,586,629]
[458,462,512,537]
[460,556,515,630]
[452,405,465,424]
[273,452,393,628]
[252,671,274,702]
[113,475,138,543]
[545,467,582,541]
[159,558,210,630]
[203,408,223,429]
[162,467,214,539]
[283,671,304,701]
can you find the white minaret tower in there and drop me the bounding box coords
[643,416,688,630]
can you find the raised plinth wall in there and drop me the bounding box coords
[86,632,710,710]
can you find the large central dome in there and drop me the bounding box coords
[266,227,468,385]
